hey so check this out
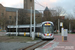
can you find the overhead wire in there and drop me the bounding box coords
[35,0,46,8]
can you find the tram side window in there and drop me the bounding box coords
[7,28,31,32]
[8,28,11,32]
[18,28,30,32]
[13,28,16,32]
[36,27,41,32]
[25,28,30,32]
[7,28,9,32]
[7,28,16,32]
[18,28,23,32]
[22,28,25,32]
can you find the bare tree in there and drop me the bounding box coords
[53,6,66,16]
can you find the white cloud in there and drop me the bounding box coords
[0,0,23,7]
[49,0,59,3]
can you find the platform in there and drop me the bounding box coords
[35,34,75,50]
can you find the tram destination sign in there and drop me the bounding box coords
[45,24,51,26]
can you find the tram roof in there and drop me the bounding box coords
[7,21,54,28]
[42,21,54,26]
[7,24,42,28]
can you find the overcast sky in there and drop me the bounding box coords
[0,0,75,16]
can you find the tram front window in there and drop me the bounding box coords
[43,26,53,33]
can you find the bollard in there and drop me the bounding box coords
[64,36,67,40]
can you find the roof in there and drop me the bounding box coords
[27,9,39,14]
[5,7,39,13]
[19,9,39,14]
[44,7,49,11]
[0,4,3,7]
[5,7,21,12]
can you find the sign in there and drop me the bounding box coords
[61,28,68,36]
[45,24,51,26]
[60,22,63,26]
[61,28,64,36]
[0,28,1,31]
[64,29,68,36]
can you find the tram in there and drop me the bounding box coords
[41,21,54,39]
[6,25,33,36]
[6,21,54,39]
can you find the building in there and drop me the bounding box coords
[43,7,57,21]
[44,7,52,17]
[0,0,42,31]
[24,0,34,10]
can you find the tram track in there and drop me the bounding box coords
[19,40,50,50]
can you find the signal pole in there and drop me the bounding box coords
[69,23,71,33]
[58,19,60,34]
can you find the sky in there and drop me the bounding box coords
[0,0,75,17]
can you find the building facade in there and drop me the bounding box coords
[0,0,42,31]
[24,0,34,10]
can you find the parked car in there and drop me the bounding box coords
[72,30,75,33]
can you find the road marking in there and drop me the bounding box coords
[27,41,37,43]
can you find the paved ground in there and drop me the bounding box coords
[35,34,75,50]
[0,32,6,36]
[53,34,75,50]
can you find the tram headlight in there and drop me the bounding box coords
[50,34,52,36]
[44,34,46,36]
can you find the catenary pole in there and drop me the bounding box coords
[16,10,18,36]
[34,0,35,40]
[30,7,32,37]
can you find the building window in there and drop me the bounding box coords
[14,16,16,21]
[38,16,39,17]
[15,16,16,19]
[1,13,4,16]
[30,0,32,2]
[9,16,12,19]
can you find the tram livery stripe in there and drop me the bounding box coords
[24,32,26,36]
